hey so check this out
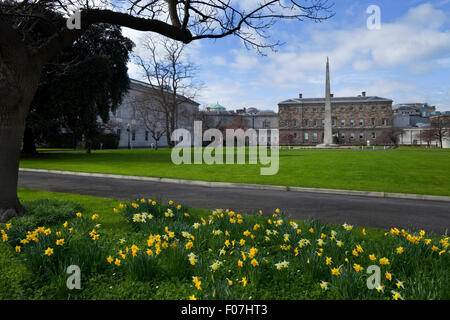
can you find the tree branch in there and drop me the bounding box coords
[34,8,193,64]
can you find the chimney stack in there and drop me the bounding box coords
[299,93,303,99]
[362,91,366,97]
[330,93,334,98]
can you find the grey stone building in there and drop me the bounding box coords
[398,113,450,148]
[202,103,278,145]
[106,79,199,148]
[393,103,436,128]
[278,92,394,145]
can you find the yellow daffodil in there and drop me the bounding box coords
[353,264,363,272]
[331,266,342,276]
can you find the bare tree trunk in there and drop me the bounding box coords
[165,116,172,148]
[0,51,41,222]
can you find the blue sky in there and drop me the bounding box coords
[123,1,450,112]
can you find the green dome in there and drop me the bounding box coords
[211,102,226,110]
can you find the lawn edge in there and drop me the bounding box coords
[19,168,450,202]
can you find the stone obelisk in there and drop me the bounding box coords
[318,57,335,147]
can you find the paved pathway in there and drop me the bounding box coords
[18,171,450,234]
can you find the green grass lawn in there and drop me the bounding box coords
[20,147,450,196]
[1,189,448,300]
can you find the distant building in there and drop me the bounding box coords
[202,104,278,144]
[393,103,436,128]
[278,92,394,145]
[398,114,450,148]
[106,79,199,148]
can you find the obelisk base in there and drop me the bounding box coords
[316,143,339,149]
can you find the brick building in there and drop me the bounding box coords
[278,92,394,145]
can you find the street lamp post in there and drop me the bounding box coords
[127,123,131,150]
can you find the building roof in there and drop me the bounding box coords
[279,96,393,105]
[211,102,226,110]
[129,78,200,106]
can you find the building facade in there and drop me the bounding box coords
[202,104,278,145]
[278,92,394,145]
[398,114,450,148]
[393,103,436,128]
[106,79,199,148]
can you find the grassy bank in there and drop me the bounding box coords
[20,147,450,196]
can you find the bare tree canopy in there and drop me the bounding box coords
[1,0,334,63]
[134,36,201,147]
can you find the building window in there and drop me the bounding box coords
[132,130,136,141]
[117,129,121,136]
[293,120,297,127]
[304,133,309,141]
[372,106,376,111]
[340,107,345,113]
[350,132,355,140]
[381,118,386,126]
[350,119,355,127]
[321,119,325,127]
[304,108,308,113]
[350,107,354,112]
[359,106,364,112]
[313,108,318,113]
[263,120,270,129]
[293,132,297,140]
[341,119,345,127]
[293,108,297,113]
[284,120,289,127]
[341,132,346,140]
[304,119,309,127]
[322,107,325,112]
[313,119,318,127]
[359,132,364,140]
[332,119,336,127]
[372,132,376,139]
[381,106,386,111]
[313,133,318,142]
[371,118,376,126]
[145,131,149,141]
[359,119,364,126]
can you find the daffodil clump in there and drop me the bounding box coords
[2,211,108,281]
[1,198,449,300]
[110,202,449,300]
